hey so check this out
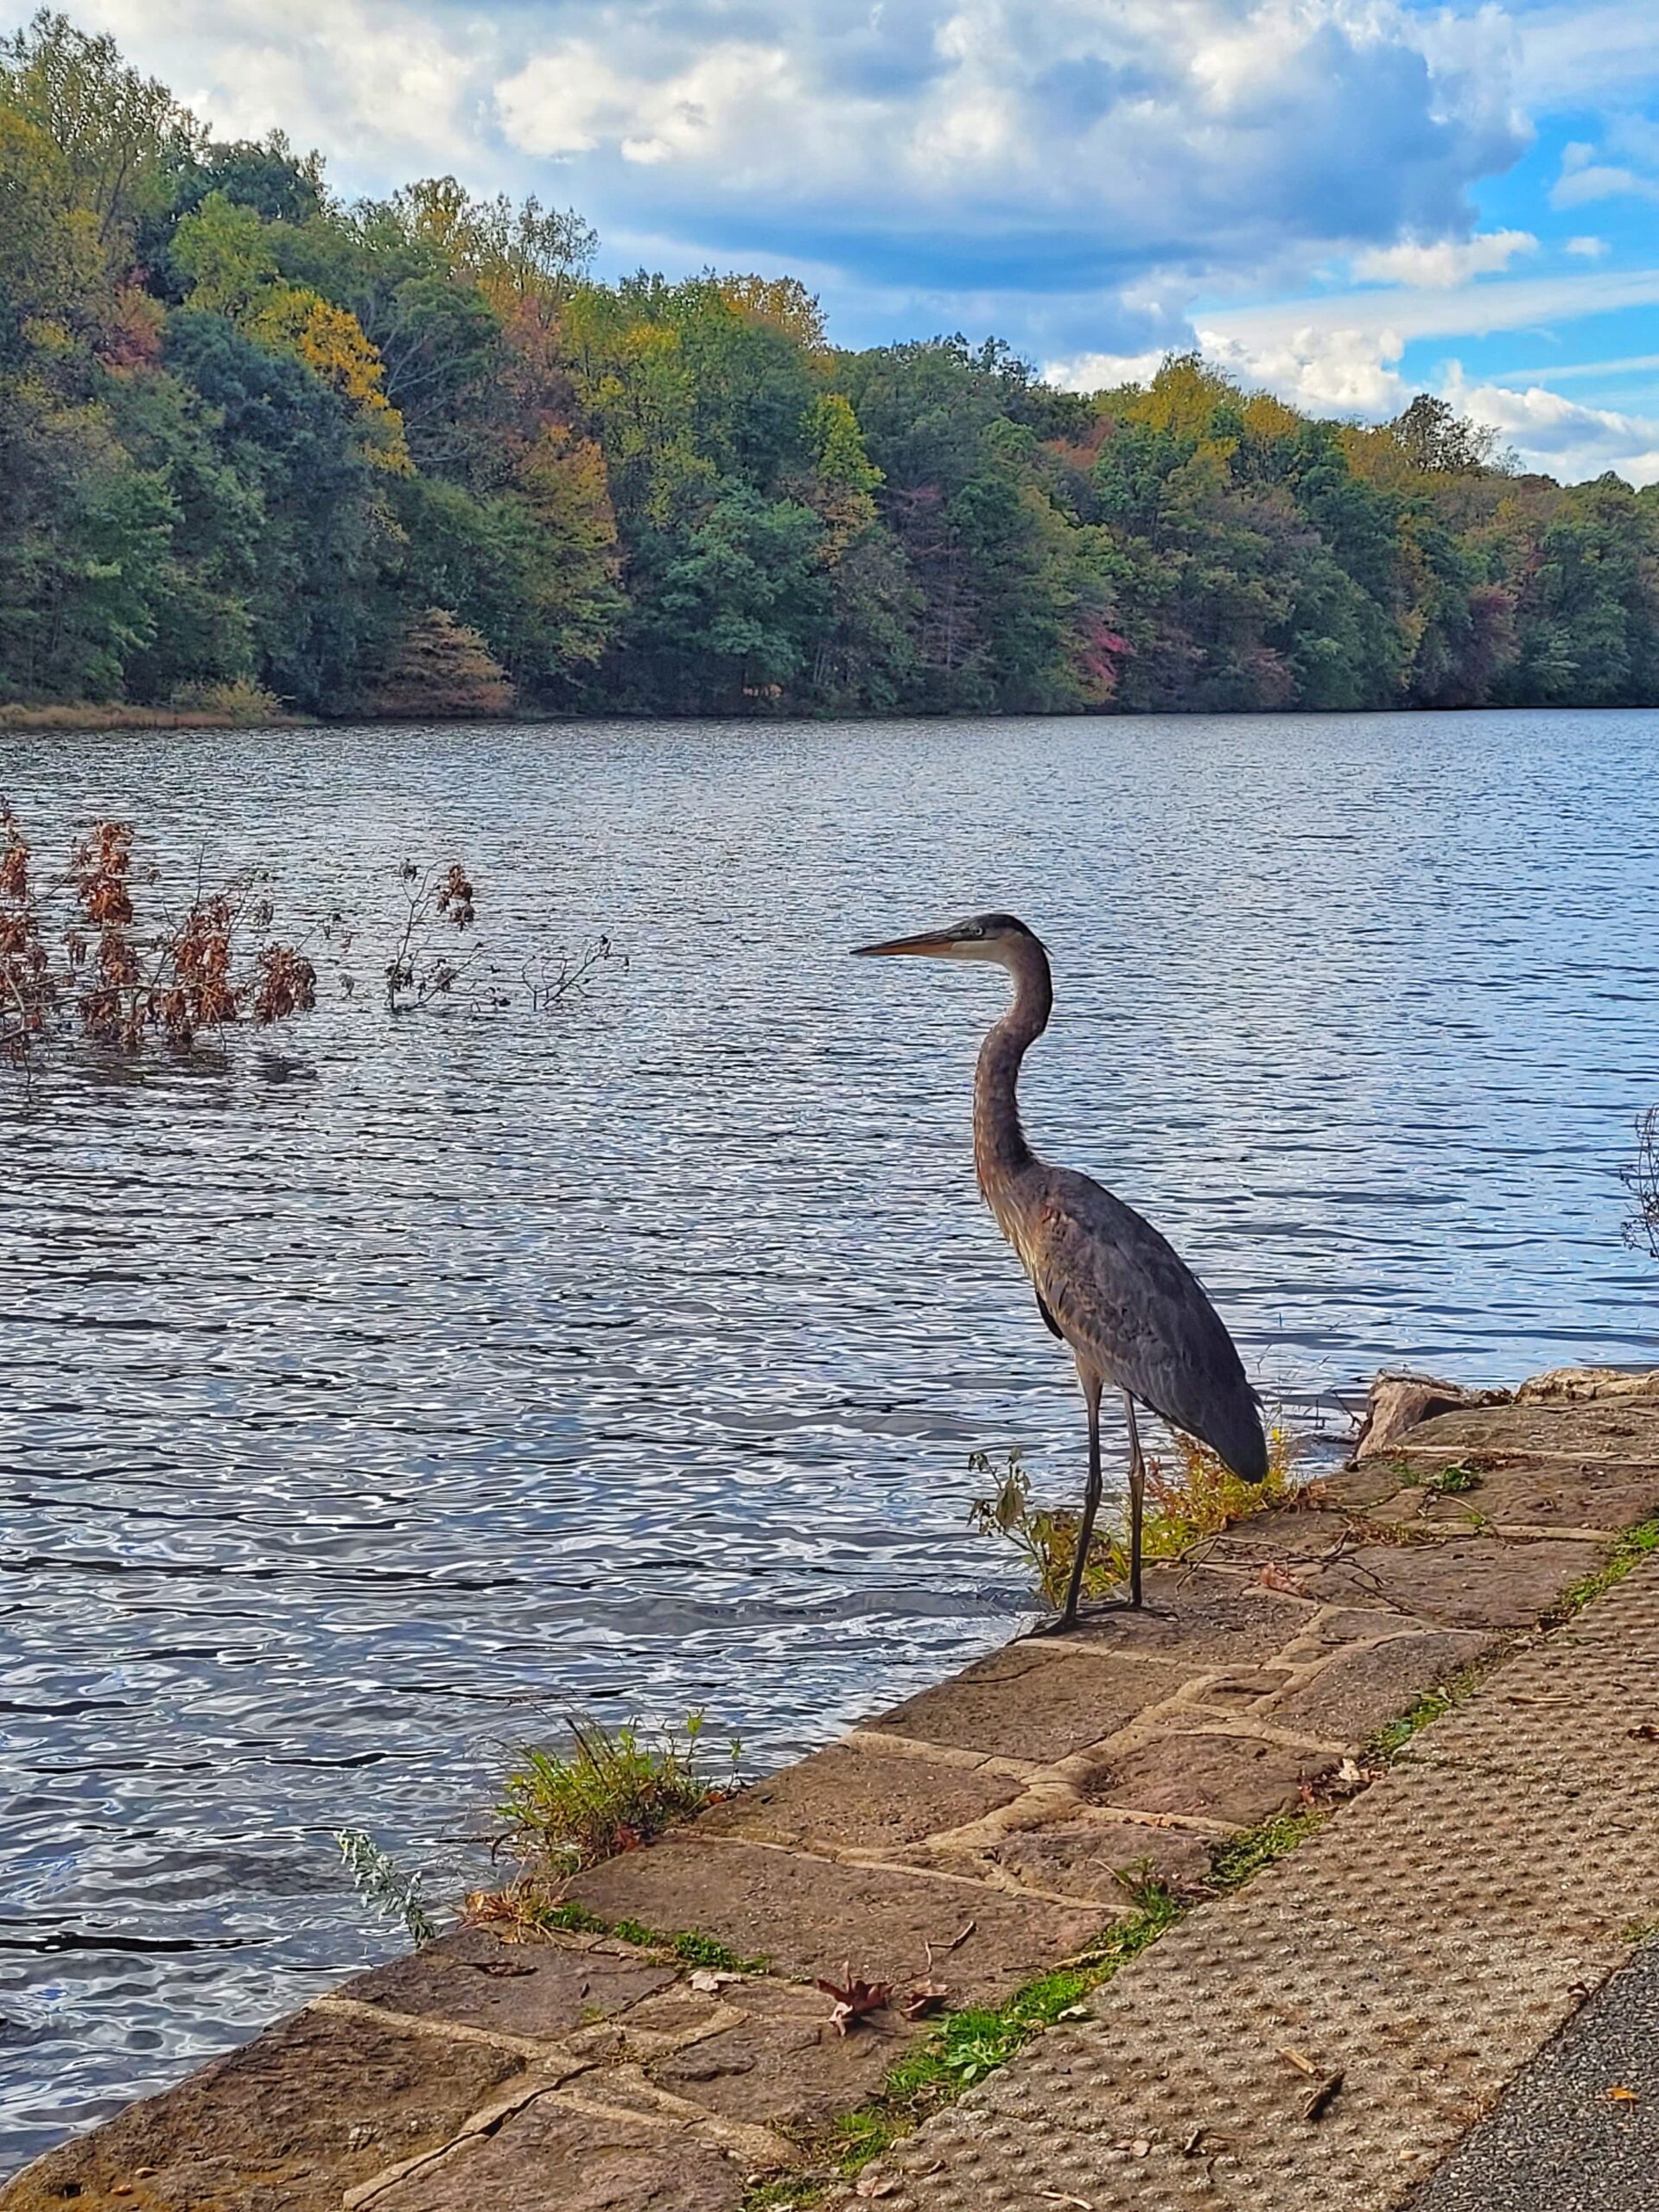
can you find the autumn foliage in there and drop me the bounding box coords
[0,804,315,1068]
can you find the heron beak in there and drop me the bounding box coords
[852,930,961,958]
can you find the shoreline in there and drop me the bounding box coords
[8,1370,1659,2210]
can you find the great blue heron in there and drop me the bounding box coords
[855,912,1266,1624]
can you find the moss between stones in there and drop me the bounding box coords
[521,1897,767,1974]
[1546,1515,1659,1623]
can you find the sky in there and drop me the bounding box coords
[55,0,1659,483]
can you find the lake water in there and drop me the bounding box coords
[3,709,1658,2168]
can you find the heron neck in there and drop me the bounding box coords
[973,938,1052,1201]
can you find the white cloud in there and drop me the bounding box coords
[77,0,487,174]
[1044,348,1173,392]
[498,41,798,168]
[1351,229,1535,288]
[1205,264,1659,353]
[1197,323,1409,413]
[1444,365,1659,486]
[1552,162,1659,208]
[1567,235,1610,258]
[1517,3,1659,107]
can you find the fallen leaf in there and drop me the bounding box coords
[1258,1561,1305,1595]
[1130,2139,1152,2157]
[817,1963,892,2036]
[854,2171,899,2198]
[1607,2084,1641,2103]
[689,1968,739,1993]
[901,1978,948,2019]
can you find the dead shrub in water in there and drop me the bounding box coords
[378,855,625,1017]
[1,804,315,1075]
[3,810,625,1077]
[969,1421,1301,1609]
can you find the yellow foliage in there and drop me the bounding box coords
[716,273,828,353]
[969,1421,1302,1610]
[250,288,410,473]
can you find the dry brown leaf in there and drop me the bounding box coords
[1607,2084,1641,2103]
[817,1962,892,2035]
[901,1978,948,2019]
[689,1967,740,1993]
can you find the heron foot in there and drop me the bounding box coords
[1023,1594,1168,1637]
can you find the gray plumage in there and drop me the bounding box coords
[855,908,1265,1621]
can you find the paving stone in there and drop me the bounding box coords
[0,2005,527,2212]
[1401,1462,1659,1533]
[346,1924,677,2040]
[872,1643,1192,1763]
[831,1557,1659,2212]
[696,1739,1025,1851]
[1396,1401,1659,1463]
[368,2092,744,2212]
[1264,1628,1497,1745]
[1062,1570,1316,1666]
[1289,1535,1595,1629]
[642,1976,925,2129]
[565,1838,1103,2005]
[1082,1728,1340,1827]
[918,1813,1217,1905]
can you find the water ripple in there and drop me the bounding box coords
[3,709,1658,2164]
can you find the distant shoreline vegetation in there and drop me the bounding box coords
[4,14,1659,728]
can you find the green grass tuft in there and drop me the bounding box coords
[1547,1517,1659,1623]
[1208,1806,1329,1890]
[496,1894,766,1973]
[494,1710,738,1880]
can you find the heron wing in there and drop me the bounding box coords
[1021,1167,1266,1481]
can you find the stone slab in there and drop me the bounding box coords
[1058,1569,1317,1665]
[901,1813,1217,1905]
[564,1838,1103,2005]
[1263,1627,1497,1745]
[696,1739,1025,1852]
[346,1923,677,2040]
[1289,1535,1596,1629]
[368,2090,744,2212]
[0,2005,528,2212]
[1391,1400,1659,1463]
[1081,1726,1341,1828]
[641,1976,925,2130]
[872,1644,1193,1764]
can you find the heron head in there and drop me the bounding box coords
[852,912,1045,963]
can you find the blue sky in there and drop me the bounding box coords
[66,0,1659,481]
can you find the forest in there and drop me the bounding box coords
[4,10,1659,722]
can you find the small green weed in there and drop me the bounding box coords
[969,1422,1301,1608]
[336,1828,438,1946]
[480,1892,766,1973]
[1548,1517,1659,1622]
[495,1710,739,1878]
[1424,1463,1481,1495]
[1209,1805,1329,1891]
[1363,1669,1484,1762]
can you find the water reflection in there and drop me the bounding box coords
[3,709,1658,2165]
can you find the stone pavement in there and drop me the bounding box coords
[7,1381,1659,2212]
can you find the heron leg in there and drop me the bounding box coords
[1123,1392,1146,1610]
[1058,1373,1104,1629]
